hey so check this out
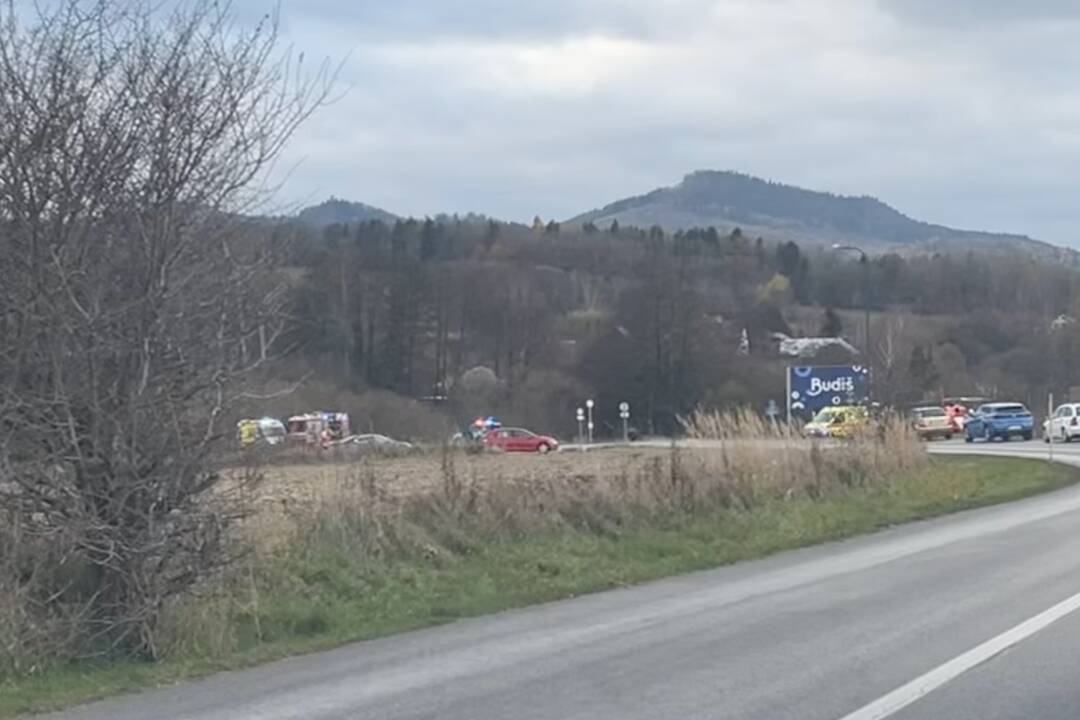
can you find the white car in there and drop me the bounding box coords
[1043,403,1080,442]
[333,433,416,454]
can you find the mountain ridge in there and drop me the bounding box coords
[292,172,1077,264]
[569,170,1074,262]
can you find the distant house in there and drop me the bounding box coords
[771,332,858,359]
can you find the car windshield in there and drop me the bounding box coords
[914,408,946,418]
[991,405,1027,414]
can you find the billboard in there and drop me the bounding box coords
[787,365,870,420]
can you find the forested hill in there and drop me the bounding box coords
[571,170,1075,262]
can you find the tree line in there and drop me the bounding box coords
[284,216,1080,435]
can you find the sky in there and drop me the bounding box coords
[246,0,1080,246]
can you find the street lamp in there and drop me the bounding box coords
[585,399,595,445]
[832,244,872,402]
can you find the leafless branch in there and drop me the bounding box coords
[0,0,334,661]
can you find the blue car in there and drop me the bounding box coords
[964,403,1034,442]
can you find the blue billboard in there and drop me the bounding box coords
[787,365,870,420]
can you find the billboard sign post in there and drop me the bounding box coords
[786,365,871,422]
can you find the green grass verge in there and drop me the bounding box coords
[3,455,1076,717]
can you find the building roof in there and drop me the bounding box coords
[771,332,859,358]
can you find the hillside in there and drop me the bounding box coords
[297,197,398,227]
[571,171,1076,262]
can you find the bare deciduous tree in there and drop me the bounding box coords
[0,0,333,660]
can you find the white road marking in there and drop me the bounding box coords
[838,589,1080,720]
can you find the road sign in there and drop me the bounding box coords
[576,408,585,421]
[619,401,629,413]
[765,399,779,419]
[786,365,870,421]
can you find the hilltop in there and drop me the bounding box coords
[571,170,1075,262]
[296,197,398,227]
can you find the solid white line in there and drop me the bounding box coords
[837,589,1080,720]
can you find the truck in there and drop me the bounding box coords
[286,411,351,448]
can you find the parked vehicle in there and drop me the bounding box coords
[909,406,954,440]
[942,397,990,434]
[483,427,559,454]
[964,403,1034,442]
[237,417,287,448]
[804,405,869,439]
[286,411,351,447]
[1043,403,1080,443]
[334,433,415,454]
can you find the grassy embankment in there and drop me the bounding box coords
[2,420,1076,716]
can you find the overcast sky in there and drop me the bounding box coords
[251,0,1080,246]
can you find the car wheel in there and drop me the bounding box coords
[1065,434,1074,444]
[1022,431,1033,441]
[964,434,974,443]
[537,442,551,454]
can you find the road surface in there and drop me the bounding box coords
[40,440,1080,720]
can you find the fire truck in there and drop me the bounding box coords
[286,412,351,448]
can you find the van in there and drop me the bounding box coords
[804,405,869,439]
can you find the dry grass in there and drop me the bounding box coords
[147,413,929,666]
[243,409,926,558]
[3,409,926,682]
[249,453,639,536]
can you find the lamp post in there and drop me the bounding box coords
[586,399,595,445]
[832,244,871,403]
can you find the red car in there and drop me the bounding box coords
[483,427,559,454]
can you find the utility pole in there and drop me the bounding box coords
[1049,393,1055,462]
[833,244,871,406]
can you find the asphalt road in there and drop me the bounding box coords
[40,439,1080,720]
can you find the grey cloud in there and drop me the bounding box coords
[878,0,1080,26]
[241,0,706,41]
[255,0,1080,246]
